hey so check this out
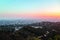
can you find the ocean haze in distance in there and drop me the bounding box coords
[0,18,60,25]
[0,18,41,25]
[0,17,60,22]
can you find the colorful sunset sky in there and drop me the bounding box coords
[0,0,60,21]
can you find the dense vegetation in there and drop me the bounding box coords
[0,22,60,40]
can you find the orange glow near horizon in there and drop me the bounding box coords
[20,12,60,18]
[1,12,60,20]
[2,12,60,18]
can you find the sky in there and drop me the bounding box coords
[0,0,60,21]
